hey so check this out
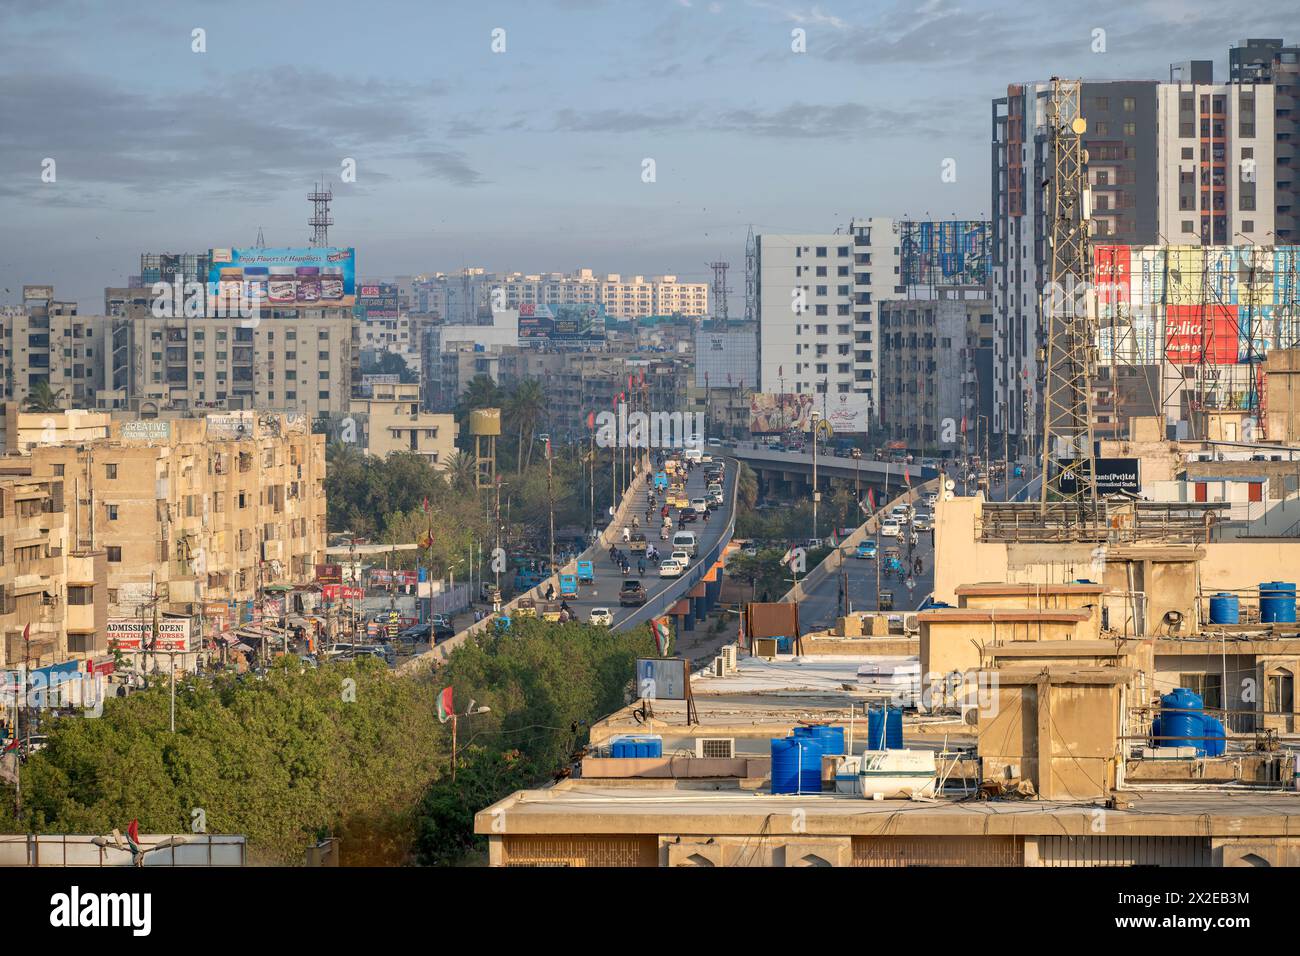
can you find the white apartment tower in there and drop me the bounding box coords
[755,219,899,417]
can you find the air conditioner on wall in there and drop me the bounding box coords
[696,738,736,759]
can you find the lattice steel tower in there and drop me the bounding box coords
[308,180,334,247]
[1039,78,1100,516]
[708,260,730,325]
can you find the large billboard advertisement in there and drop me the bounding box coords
[358,282,399,320]
[824,392,872,433]
[1164,304,1241,365]
[1055,458,1141,495]
[899,220,990,287]
[209,247,356,308]
[749,392,814,433]
[695,328,758,389]
[1093,244,1300,369]
[517,302,606,342]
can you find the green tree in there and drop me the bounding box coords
[23,379,65,413]
[504,378,546,474]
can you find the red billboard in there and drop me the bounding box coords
[1165,305,1240,365]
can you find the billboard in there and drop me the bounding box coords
[824,392,872,434]
[1056,457,1141,495]
[899,220,990,287]
[749,392,814,433]
[357,281,399,320]
[1164,304,1241,365]
[694,327,758,389]
[635,658,688,701]
[209,247,356,308]
[517,302,606,341]
[108,617,191,652]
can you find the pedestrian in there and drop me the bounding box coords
[545,583,555,601]
[622,525,631,542]
[638,558,645,576]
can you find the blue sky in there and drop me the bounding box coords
[0,0,1295,307]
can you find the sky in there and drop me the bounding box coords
[0,0,1296,308]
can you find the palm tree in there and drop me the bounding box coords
[459,374,502,413]
[505,378,546,474]
[736,461,759,511]
[24,379,66,413]
[442,451,477,493]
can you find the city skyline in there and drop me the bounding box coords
[2,0,1297,307]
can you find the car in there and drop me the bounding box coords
[854,541,878,560]
[672,531,697,556]
[397,622,431,644]
[678,509,699,524]
[741,544,758,557]
[912,513,932,531]
[707,437,722,447]
[659,559,685,578]
[691,497,709,515]
[806,537,824,550]
[670,549,691,565]
[923,491,939,507]
[834,447,852,458]
[880,519,902,538]
[589,607,614,626]
[432,619,456,643]
[619,580,648,606]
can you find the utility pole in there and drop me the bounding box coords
[546,437,555,577]
[811,409,821,541]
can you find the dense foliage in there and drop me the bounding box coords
[1,619,656,866]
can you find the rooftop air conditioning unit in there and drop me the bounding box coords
[903,613,920,634]
[712,656,725,677]
[696,737,735,759]
[721,644,738,673]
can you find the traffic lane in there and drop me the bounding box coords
[797,527,936,632]
[560,458,734,626]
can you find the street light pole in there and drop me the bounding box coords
[811,410,821,542]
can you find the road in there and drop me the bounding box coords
[793,469,1038,634]
[545,455,738,629]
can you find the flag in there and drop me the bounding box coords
[651,617,673,656]
[960,416,967,435]
[126,819,143,862]
[418,531,433,549]
[421,497,430,513]
[586,411,595,429]
[436,686,454,723]
[867,488,876,510]
[904,467,911,487]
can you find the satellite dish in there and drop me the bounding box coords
[944,479,956,492]
[943,491,955,501]
[607,506,616,516]
[1071,117,1087,135]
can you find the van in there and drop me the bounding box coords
[683,447,703,462]
[672,531,697,557]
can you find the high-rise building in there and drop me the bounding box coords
[755,220,898,417]
[1228,38,1299,242]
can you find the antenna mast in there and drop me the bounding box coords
[1039,78,1100,518]
[308,180,334,247]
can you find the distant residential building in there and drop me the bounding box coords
[1228,38,1300,242]
[348,382,455,466]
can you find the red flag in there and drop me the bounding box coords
[904,467,911,486]
[436,686,454,723]
[960,416,967,435]
[586,411,595,429]
[421,497,429,513]
[867,488,875,509]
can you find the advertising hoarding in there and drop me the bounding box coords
[749,393,814,433]
[899,220,990,287]
[635,658,688,701]
[517,302,606,341]
[1055,457,1141,495]
[358,282,399,319]
[209,247,356,308]
[824,392,872,433]
[108,618,191,652]
[1164,304,1241,365]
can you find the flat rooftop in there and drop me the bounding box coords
[691,653,917,698]
[477,782,1300,837]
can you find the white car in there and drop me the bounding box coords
[671,549,691,565]
[589,607,613,627]
[912,513,932,531]
[659,559,685,578]
[879,520,902,538]
[691,497,709,515]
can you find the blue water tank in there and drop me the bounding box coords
[867,705,904,750]
[1201,715,1227,757]
[1260,582,1297,623]
[1209,592,1240,625]
[794,724,845,756]
[611,735,661,758]
[771,736,824,794]
[1158,688,1205,754]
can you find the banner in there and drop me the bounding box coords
[107,618,191,652]
[749,392,814,433]
[825,392,872,433]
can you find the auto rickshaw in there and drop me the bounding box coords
[515,598,538,618]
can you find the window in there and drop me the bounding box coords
[815,246,827,257]
[68,585,93,606]
[1180,673,1222,710]
[1266,668,1294,715]
[1123,96,1135,112]
[1123,122,1136,137]
[107,546,122,562]
[1181,147,1194,159]
[106,504,118,521]
[105,463,117,479]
